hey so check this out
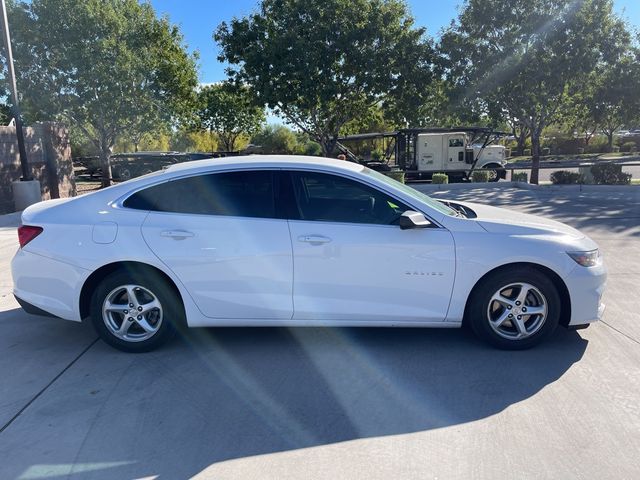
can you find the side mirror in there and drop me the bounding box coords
[399,210,432,230]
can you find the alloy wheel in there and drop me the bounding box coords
[102,284,163,342]
[486,282,547,340]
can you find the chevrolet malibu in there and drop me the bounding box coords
[11,156,606,352]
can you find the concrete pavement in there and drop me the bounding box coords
[1,186,639,480]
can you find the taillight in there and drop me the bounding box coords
[18,225,43,248]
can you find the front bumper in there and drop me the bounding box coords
[565,261,607,326]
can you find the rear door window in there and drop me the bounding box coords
[123,170,276,218]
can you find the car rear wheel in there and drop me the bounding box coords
[90,270,183,352]
[467,267,560,349]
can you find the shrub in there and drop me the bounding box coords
[383,170,405,184]
[544,136,582,155]
[542,147,551,156]
[471,170,490,182]
[621,141,637,153]
[591,163,632,185]
[550,170,584,184]
[370,149,385,161]
[523,148,531,156]
[512,171,528,182]
[432,173,448,184]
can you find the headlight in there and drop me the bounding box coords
[567,249,600,267]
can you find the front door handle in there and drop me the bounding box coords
[161,229,195,240]
[298,235,332,245]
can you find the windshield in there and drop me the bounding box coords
[362,167,457,217]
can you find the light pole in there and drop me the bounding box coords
[0,0,40,210]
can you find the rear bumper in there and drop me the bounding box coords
[11,249,88,322]
[14,295,59,318]
[565,262,607,326]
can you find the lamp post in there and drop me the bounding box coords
[0,0,40,210]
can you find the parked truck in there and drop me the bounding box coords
[338,127,508,182]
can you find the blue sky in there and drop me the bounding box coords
[151,0,640,84]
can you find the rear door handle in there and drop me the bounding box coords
[298,235,332,245]
[161,229,194,239]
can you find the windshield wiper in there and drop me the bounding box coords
[439,200,467,218]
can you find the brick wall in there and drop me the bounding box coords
[0,122,76,214]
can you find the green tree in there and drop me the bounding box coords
[440,0,628,183]
[8,0,198,187]
[251,125,298,154]
[562,48,640,151]
[170,128,219,153]
[592,53,640,151]
[215,0,433,157]
[195,82,265,152]
[0,103,11,125]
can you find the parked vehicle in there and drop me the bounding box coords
[73,152,218,181]
[12,156,605,352]
[110,152,215,180]
[339,127,508,181]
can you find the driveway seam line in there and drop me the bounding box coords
[600,320,640,346]
[0,337,99,435]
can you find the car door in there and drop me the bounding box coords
[286,170,456,323]
[129,169,293,319]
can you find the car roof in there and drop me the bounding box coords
[164,155,365,175]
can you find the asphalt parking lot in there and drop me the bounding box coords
[1,185,639,480]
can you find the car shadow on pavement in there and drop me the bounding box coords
[1,324,588,479]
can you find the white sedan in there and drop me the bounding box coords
[11,156,606,352]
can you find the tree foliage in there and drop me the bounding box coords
[7,0,198,186]
[249,124,322,155]
[440,0,629,182]
[250,125,298,154]
[194,83,265,152]
[215,0,434,156]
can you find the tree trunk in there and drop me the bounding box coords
[606,132,614,152]
[100,145,112,188]
[320,135,338,157]
[220,134,235,152]
[530,132,541,185]
[516,132,527,156]
[509,121,528,156]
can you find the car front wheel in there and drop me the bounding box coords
[90,270,183,352]
[467,267,561,349]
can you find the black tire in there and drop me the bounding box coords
[466,266,560,350]
[89,269,184,353]
[485,165,503,182]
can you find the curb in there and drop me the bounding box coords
[412,181,535,192]
[411,181,638,194]
[0,211,21,228]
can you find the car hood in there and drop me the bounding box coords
[457,201,585,239]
